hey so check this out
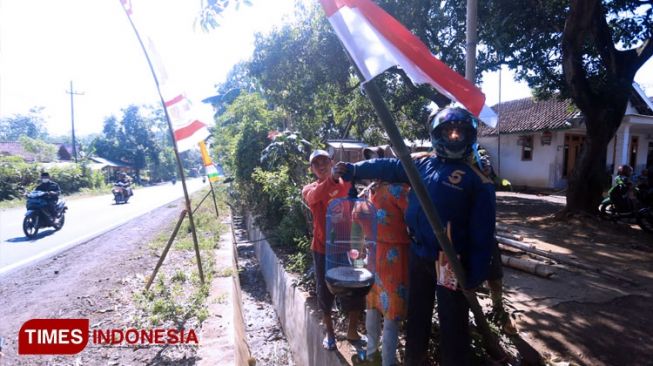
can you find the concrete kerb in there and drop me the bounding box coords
[198,222,253,366]
[246,214,349,366]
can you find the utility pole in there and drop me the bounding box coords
[66,81,84,162]
[465,0,478,82]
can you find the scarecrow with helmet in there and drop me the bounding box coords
[333,107,496,366]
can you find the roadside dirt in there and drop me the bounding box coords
[0,200,200,365]
[495,192,653,366]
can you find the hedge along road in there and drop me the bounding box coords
[0,178,207,276]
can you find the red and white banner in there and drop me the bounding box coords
[120,0,210,151]
[319,0,497,127]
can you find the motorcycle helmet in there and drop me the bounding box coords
[429,107,478,160]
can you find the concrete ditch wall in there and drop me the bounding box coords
[246,216,349,366]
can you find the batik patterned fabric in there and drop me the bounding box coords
[367,182,410,321]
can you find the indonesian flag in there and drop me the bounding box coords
[164,94,210,152]
[120,0,211,151]
[205,164,224,183]
[319,0,497,127]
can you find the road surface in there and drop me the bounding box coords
[0,178,207,275]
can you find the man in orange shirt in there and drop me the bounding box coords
[302,149,364,351]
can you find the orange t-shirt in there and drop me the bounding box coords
[302,177,351,254]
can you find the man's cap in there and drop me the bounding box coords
[40,172,50,177]
[309,150,330,163]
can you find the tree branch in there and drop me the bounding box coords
[562,0,599,114]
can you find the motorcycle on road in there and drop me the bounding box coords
[599,187,653,233]
[112,182,132,204]
[23,191,68,238]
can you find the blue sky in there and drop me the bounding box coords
[0,0,651,137]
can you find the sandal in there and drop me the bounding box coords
[323,335,337,351]
[347,334,367,347]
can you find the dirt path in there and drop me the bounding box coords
[0,200,197,366]
[495,192,653,366]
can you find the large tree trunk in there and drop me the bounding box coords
[565,106,621,213]
[561,0,645,214]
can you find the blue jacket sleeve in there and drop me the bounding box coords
[465,180,496,289]
[342,158,410,183]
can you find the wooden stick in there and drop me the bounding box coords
[496,230,523,241]
[496,236,637,285]
[501,255,554,278]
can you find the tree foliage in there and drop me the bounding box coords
[0,107,48,141]
[19,135,57,162]
[92,105,162,176]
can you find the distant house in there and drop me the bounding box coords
[478,83,653,189]
[0,141,38,162]
[54,143,81,161]
[326,139,368,163]
[0,141,81,162]
[87,156,133,180]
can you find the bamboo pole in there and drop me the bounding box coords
[209,180,220,218]
[119,2,204,284]
[146,210,188,291]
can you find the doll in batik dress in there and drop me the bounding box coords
[362,182,410,366]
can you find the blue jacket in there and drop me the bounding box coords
[342,156,496,288]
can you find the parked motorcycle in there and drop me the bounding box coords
[599,187,653,233]
[112,181,132,204]
[23,191,67,238]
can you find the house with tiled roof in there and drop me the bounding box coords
[0,141,81,162]
[478,83,653,189]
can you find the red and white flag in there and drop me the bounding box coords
[319,0,497,127]
[120,0,210,151]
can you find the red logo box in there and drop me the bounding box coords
[19,319,89,355]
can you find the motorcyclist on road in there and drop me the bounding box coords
[609,165,634,212]
[35,172,61,220]
[116,172,134,196]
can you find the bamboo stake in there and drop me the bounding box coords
[146,210,188,291]
[496,236,637,285]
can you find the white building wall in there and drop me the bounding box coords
[479,131,563,189]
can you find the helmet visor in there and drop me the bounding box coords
[440,125,466,143]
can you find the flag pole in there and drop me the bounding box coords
[341,54,507,361]
[119,2,204,284]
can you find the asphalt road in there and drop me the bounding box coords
[0,178,207,276]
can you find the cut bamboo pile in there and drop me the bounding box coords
[495,227,637,286]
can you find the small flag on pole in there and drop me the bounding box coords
[319,0,497,127]
[205,164,223,183]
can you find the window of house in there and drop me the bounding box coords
[521,135,533,161]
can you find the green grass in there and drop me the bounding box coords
[133,187,227,328]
